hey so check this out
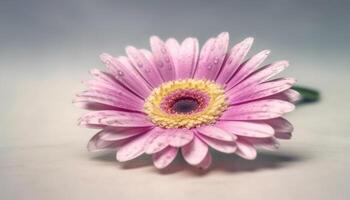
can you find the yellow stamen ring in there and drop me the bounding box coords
[143,79,228,128]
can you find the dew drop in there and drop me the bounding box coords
[117,70,124,76]
[165,57,170,63]
[207,65,213,70]
[161,48,166,53]
[214,57,219,64]
[158,62,164,68]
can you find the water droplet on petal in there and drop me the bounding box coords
[117,70,124,76]
[161,48,166,53]
[214,57,219,64]
[207,65,213,70]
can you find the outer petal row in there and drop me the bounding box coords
[221,99,295,120]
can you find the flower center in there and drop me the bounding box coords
[144,79,228,128]
[160,88,209,115]
[172,98,199,114]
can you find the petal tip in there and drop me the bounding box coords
[218,32,229,39]
[125,45,136,52]
[289,77,297,84]
[166,37,179,44]
[286,102,296,112]
[99,53,112,62]
[281,60,290,67]
[150,35,162,43]
[89,68,99,75]
[246,37,254,42]
[264,49,271,55]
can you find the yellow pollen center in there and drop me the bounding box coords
[143,79,228,128]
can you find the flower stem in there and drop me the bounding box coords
[292,85,320,103]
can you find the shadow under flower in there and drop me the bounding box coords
[210,150,307,172]
[88,149,309,175]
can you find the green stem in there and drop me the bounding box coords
[292,85,320,103]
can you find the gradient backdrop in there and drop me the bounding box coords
[1,0,349,200]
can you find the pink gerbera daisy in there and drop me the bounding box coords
[74,32,299,169]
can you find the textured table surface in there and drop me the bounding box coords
[1,1,349,199]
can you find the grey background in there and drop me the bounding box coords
[1,0,349,200]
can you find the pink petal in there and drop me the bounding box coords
[263,118,293,139]
[197,134,237,153]
[99,127,152,141]
[74,91,143,111]
[99,53,152,98]
[228,78,296,105]
[87,132,129,152]
[196,125,235,141]
[245,137,280,150]
[150,36,176,81]
[216,121,274,138]
[268,89,301,103]
[125,46,164,87]
[144,128,171,154]
[275,132,292,139]
[87,133,107,151]
[226,50,270,89]
[73,101,116,111]
[196,152,212,170]
[176,37,199,79]
[116,130,156,162]
[216,37,254,84]
[194,32,229,80]
[152,147,178,169]
[82,78,141,102]
[228,60,289,92]
[181,136,208,165]
[88,68,118,86]
[235,139,257,160]
[87,69,140,101]
[221,100,295,120]
[78,111,153,128]
[140,49,155,65]
[168,129,194,147]
[165,38,180,72]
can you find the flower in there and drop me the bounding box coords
[74,32,299,169]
